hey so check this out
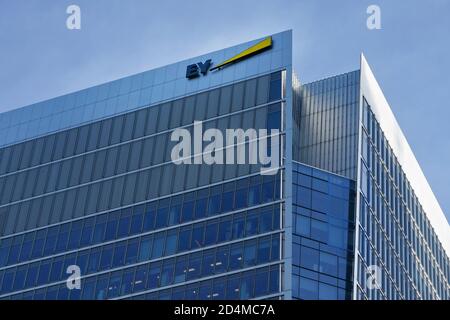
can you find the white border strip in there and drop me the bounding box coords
[360,54,450,257]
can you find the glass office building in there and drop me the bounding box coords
[0,30,448,300]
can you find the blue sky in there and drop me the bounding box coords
[0,0,449,221]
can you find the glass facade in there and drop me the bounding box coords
[291,161,355,300]
[0,73,282,235]
[293,71,360,180]
[293,68,450,300]
[0,30,449,300]
[355,99,450,300]
[0,65,286,299]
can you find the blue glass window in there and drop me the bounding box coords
[300,247,319,271]
[254,269,269,297]
[295,215,310,237]
[1,271,14,293]
[269,72,282,101]
[191,224,204,249]
[25,263,39,288]
[267,109,281,131]
[63,253,76,277]
[221,191,234,213]
[174,257,188,284]
[195,198,207,219]
[87,248,101,273]
[259,209,273,233]
[147,262,161,289]
[178,227,191,252]
[212,280,226,300]
[229,243,243,270]
[232,214,245,239]
[257,237,271,264]
[296,186,312,208]
[218,218,232,242]
[121,271,134,296]
[81,279,96,300]
[49,258,64,282]
[125,239,139,265]
[138,236,152,262]
[160,259,174,287]
[215,248,228,273]
[57,284,70,300]
[273,210,280,230]
[0,238,10,267]
[13,266,27,291]
[311,219,328,243]
[235,188,247,209]
[34,288,47,300]
[112,243,126,268]
[46,286,59,300]
[117,209,132,237]
[312,178,328,193]
[108,270,122,299]
[208,194,221,216]
[240,273,254,299]
[67,221,82,250]
[205,221,218,246]
[319,282,337,300]
[80,218,94,246]
[271,235,280,261]
[105,211,119,241]
[168,204,181,226]
[181,201,194,222]
[152,233,165,259]
[299,277,318,300]
[37,260,51,286]
[143,204,156,231]
[6,243,21,266]
[320,252,338,277]
[297,174,312,188]
[199,282,211,300]
[165,230,177,256]
[100,245,114,270]
[248,185,261,206]
[245,212,258,236]
[243,240,257,267]
[19,234,33,262]
[155,207,168,229]
[262,181,274,202]
[95,275,109,300]
[76,252,89,274]
[202,251,215,276]
[172,287,185,300]
[329,224,347,249]
[44,227,58,255]
[134,265,148,293]
[187,254,201,280]
[226,276,240,299]
[92,216,106,244]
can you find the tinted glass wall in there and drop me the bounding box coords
[291,161,355,300]
[355,99,450,300]
[293,71,360,180]
[0,71,285,300]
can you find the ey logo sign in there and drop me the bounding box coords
[186,36,272,79]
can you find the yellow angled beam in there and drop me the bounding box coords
[210,36,272,71]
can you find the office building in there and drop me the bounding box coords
[0,30,448,300]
